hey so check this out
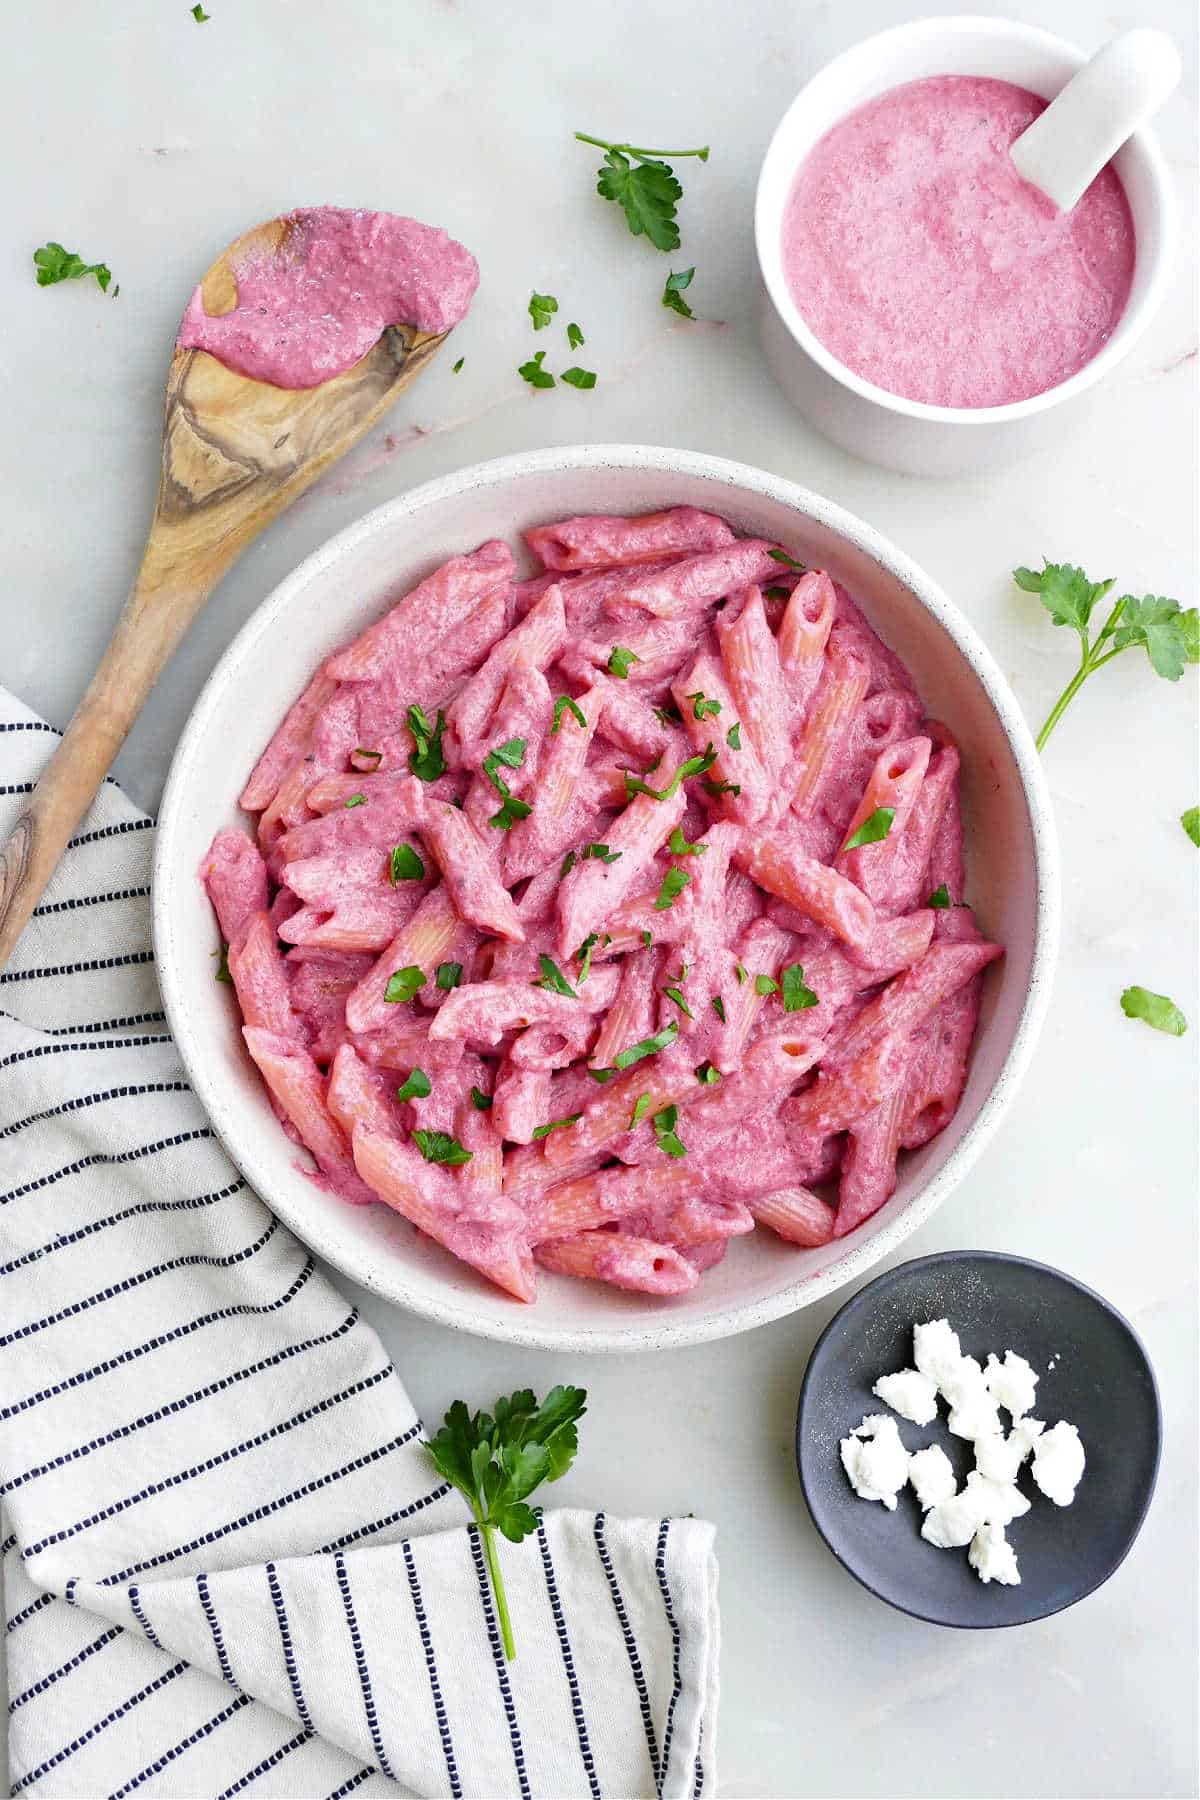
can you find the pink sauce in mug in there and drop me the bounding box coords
[177,206,479,389]
[780,76,1136,409]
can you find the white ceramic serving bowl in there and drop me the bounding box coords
[154,445,1060,1352]
[755,16,1176,476]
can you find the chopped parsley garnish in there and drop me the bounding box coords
[34,242,113,291]
[407,704,447,782]
[696,1062,721,1084]
[561,366,597,390]
[383,966,426,1005]
[518,350,555,389]
[435,961,464,990]
[413,1129,473,1167]
[654,867,691,910]
[1119,986,1188,1036]
[653,702,682,726]
[354,747,382,764]
[482,738,527,792]
[552,694,587,733]
[630,1093,653,1128]
[560,850,577,878]
[641,929,653,949]
[768,547,806,571]
[531,1113,582,1139]
[490,794,533,831]
[612,1020,678,1069]
[726,722,742,749]
[734,963,747,984]
[536,954,578,998]
[685,689,721,720]
[928,883,952,909]
[583,842,621,864]
[529,291,558,331]
[344,793,366,809]
[470,1086,493,1110]
[575,932,600,983]
[662,267,696,318]
[667,825,706,856]
[781,964,818,1011]
[662,985,693,1018]
[389,843,425,883]
[588,1066,617,1083]
[843,807,895,851]
[575,132,709,253]
[191,3,210,17]
[754,973,778,997]
[214,940,232,984]
[396,1068,432,1103]
[710,995,726,1022]
[702,777,739,798]
[451,356,465,373]
[1183,807,1200,848]
[567,322,585,349]
[607,645,640,679]
[624,744,717,801]
[652,1104,687,1159]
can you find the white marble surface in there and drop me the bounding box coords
[2,1,1197,1794]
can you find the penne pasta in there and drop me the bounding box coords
[749,1185,837,1246]
[609,540,783,620]
[787,632,870,819]
[533,1232,698,1295]
[325,539,515,684]
[525,506,734,572]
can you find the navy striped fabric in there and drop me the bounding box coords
[0,693,719,1798]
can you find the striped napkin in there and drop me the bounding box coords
[0,688,719,1800]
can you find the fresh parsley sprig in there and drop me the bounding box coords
[426,1386,588,1660]
[575,133,709,252]
[1013,562,1198,750]
[34,242,114,293]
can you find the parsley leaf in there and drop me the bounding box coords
[768,547,806,571]
[726,722,742,749]
[490,795,532,830]
[696,1062,721,1085]
[214,940,232,984]
[928,883,952,909]
[701,776,739,798]
[518,350,555,389]
[426,1385,587,1659]
[583,842,621,863]
[1014,561,1199,749]
[344,794,366,809]
[710,995,726,1022]
[843,807,895,851]
[413,1129,473,1166]
[754,973,778,996]
[662,984,693,1018]
[536,954,578,998]
[354,747,382,765]
[653,1104,687,1159]
[552,694,587,733]
[560,850,577,878]
[653,702,682,726]
[781,964,818,1011]
[396,1068,432,1103]
[579,133,709,252]
[561,366,597,390]
[667,825,706,856]
[612,1020,678,1069]
[567,322,584,349]
[529,291,558,331]
[470,1086,493,1110]
[625,743,717,801]
[452,356,464,373]
[631,1092,653,1128]
[608,645,640,678]
[1183,807,1200,848]
[685,689,721,720]
[654,867,691,910]
[662,267,696,319]
[1120,986,1187,1036]
[33,242,113,292]
[575,932,600,983]
[191,4,210,19]
[531,1114,582,1139]
[483,738,527,786]
[641,929,653,949]
[588,1066,617,1083]
[763,586,790,601]
[383,966,426,1005]
[407,704,447,781]
[734,962,747,984]
[389,843,425,883]
[435,961,463,991]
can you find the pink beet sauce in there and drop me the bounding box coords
[177,206,478,389]
[781,75,1136,409]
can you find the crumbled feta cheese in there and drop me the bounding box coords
[942,1363,1003,1442]
[1031,1421,1086,1506]
[964,1469,1031,1526]
[984,1350,1039,1419]
[839,1414,910,1510]
[974,1431,1026,1485]
[1009,1416,1045,1461]
[968,1521,1021,1585]
[921,1491,983,1549]
[872,1367,940,1425]
[912,1318,966,1390]
[908,1443,957,1510]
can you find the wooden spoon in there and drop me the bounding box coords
[0,213,452,966]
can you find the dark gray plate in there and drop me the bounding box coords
[796,1251,1161,1627]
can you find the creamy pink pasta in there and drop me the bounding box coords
[204,507,1002,1302]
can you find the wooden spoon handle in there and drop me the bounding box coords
[0,559,216,967]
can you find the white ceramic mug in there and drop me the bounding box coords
[754,16,1176,477]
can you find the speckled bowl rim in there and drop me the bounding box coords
[154,444,1061,1352]
[795,1250,1163,1626]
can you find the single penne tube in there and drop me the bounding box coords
[848,909,936,978]
[899,978,982,1149]
[422,802,525,942]
[524,507,734,571]
[713,919,794,1069]
[776,571,837,721]
[353,589,512,747]
[256,688,361,848]
[718,587,791,787]
[878,741,960,916]
[735,831,878,952]
[609,539,783,620]
[344,885,463,1034]
[671,651,772,824]
[620,1194,756,1248]
[502,685,605,884]
[556,784,686,959]
[749,1186,837,1247]
[592,675,679,763]
[326,1042,402,1138]
[836,735,932,869]
[240,669,338,812]
[276,785,428,871]
[227,911,295,1036]
[534,1231,698,1295]
[325,540,515,683]
[351,1122,536,1303]
[833,1088,907,1238]
[203,828,270,948]
[454,1096,505,1201]
[780,1029,913,1138]
[447,584,567,749]
[465,660,553,793]
[525,1161,700,1242]
[823,939,1002,1073]
[243,1027,375,1205]
[502,1142,610,1199]
[493,1065,552,1146]
[429,974,617,1047]
[562,613,703,688]
[301,767,428,821]
[589,945,658,1070]
[788,637,870,818]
